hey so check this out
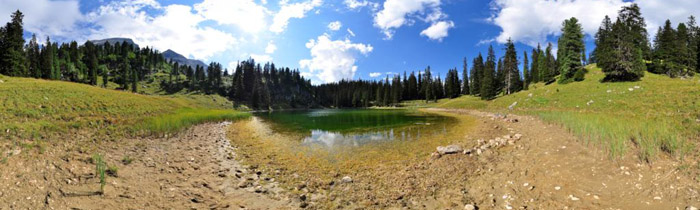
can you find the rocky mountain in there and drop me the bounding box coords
[90,38,139,48]
[162,49,208,69]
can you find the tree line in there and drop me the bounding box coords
[2,4,699,110]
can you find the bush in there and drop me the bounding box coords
[573,68,587,81]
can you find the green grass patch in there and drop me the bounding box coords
[419,64,699,160]
[137,108,250,134]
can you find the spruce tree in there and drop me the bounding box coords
[481,45,496,100]
[558,17,585,83]
[618,3,651,59]
[530,46,540,83]
[523,51,529,89]
[503,39,520,94]
[603,19,645,81]
[423,67,433,102]
[26,34,41,78]
[470,53,483,96]
[462,57,469,95]
[0,10,27,76]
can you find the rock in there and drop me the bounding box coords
[254,186,267,193]
[606,89,612,93]
[628,88,634,91]
[299,194,307,201]
[586,100,594,106]
[653,196,661,200]
[569,194,580,201]
[554,186,561,190]
[430,152,442,160]
[634,85,640,89]
[237,180,250,188]
[528,93,533,97]
[300,202,309,208]
[476,149,482,155]
[437,145,463,155]
[686,206,698,210]
[464,204,476,210]
[341,176,353,183]
[514,133,523,140]
[508,102,518,110]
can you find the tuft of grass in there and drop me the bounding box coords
[418,64,699,160]
[92,153,107,194]
[121,155,133,165]
[107,165,118,177]
[136,108,250,134]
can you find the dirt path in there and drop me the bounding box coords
[0,122,295,209]
[431,108,699,209]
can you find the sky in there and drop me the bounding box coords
[1,0,699,84]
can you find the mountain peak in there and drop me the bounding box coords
[162,49,207,69]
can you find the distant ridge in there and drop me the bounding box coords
[162,49,208,69]
[89,38,139,48]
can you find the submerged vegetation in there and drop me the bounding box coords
[137,108,250,134]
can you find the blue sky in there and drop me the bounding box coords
[1,0,699,84]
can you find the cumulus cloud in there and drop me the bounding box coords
[194,0,268,33]
[344,0,379,11]
[328,21,342,31]
[373,0,452,40]
[420,20,454,41]
[270,0,323,33]
[250,54,273,63]
[635,0,700,37]
[86,1,237,61]
[265,41,277,54]
[488,0,628,46]
[0,0,83,39]
[299,34,373,83]
[369,72,381,77]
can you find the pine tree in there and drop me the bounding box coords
[537,48,547,83]
[481,45,496,100]
[595,16,614,74]
[523,51,529,89]
[618,3,651,59]
[531,46,540,83]
[496,57,504,93]
[603,18,645,81]
[462,57,469,95]
[26,34,41,78]
[503,39,521,94]
[558,17,585,83]
[408,72,417,100]
[470,53,483,96]
[687,16,699,73]
[0,10,27,76]
[544,43,557,82]
[40,37,55,79]
[423,67,433,102]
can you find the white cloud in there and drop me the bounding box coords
[488,0,628,46]
[270,0,323,33]
[250,54,273,63]
[194,0,268,33]
[299,34,373,83]
[344,0,379,11]
[347,28,356,37]
[635,0,700,37]
[86,1,238,61]
[369,72,381,77]
[265,41,277,54]
[373,0,452,40]
[420,20,454,41]
[328,21,342,31]
[0,0,83,39]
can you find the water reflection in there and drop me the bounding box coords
[300,125,448,149]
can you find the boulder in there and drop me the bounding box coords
[687,206,699,210]
[437,145,463,155]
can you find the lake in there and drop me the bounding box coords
[254,109,456,149]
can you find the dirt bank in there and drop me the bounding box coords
[0,122,294,209]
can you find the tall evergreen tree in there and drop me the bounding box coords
[530,46,540,83]
[423,67,433,102]
[523,51,530,89]
[26,34,41,78]
[503,39,521,94]
[618,3,651,59]
[470,53,483,95]
[0,10,27,76]
[462,57,469,95]
[558,17,586,83]
[603,18,645,81]
[481,45,496,100]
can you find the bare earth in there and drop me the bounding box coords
[1,108,698,209]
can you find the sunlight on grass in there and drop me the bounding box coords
[413,64,700,160]
[137,108,250,134]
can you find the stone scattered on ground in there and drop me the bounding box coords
[341,176,353,183]
[464,204,476,210]
[437,145,463,155]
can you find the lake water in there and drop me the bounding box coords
[254,109,454,149]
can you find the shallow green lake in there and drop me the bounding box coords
[254,109,454,148]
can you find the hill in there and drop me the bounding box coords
[0,74,245,141]
[409,64,700,161]
[162,49,208,69]
[89,37,139,48]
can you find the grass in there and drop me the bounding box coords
[92,153,107,194]
[0,76,244,141]
[410,64,700,161]
[136,108,250,134]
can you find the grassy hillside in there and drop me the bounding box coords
[0,74,248,141]
[411,65,700,160]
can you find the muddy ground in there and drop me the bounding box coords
[1,108,699,209]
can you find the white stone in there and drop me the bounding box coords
[569,195,580,201]
[437,145,463,155]
[341,176,353,183]
[554,186,561,190]
[464,204,476,210]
